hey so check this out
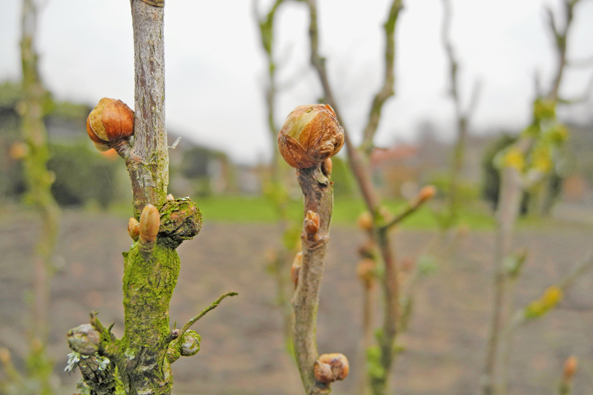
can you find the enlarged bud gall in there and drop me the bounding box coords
[86,98,134,151]
[314,353,349,383]
[278,104,344,169]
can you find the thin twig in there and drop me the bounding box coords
[292,165,334,395]
[359,0,403,155]
[382,187,435,230]
[178,291,238,337]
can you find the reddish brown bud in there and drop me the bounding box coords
[563,355,577,382]
[86,98,134,151]
[291,252,303,287]
[139,204,160,244]
[278,104,344,168]
[128,217,140,241]
[314,353,349,383]
[304,210,320,239]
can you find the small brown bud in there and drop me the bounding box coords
[315,353,349,383]
[304,210,320,238]
[139,204,160,244]
[291,252,303,287]
[86,98,134,151]
[417,185,436,204]
[357,211,373,231]
[128,217,140,241]
[563,355,577,382]
[278,104,344,169]
[166,194,174,201]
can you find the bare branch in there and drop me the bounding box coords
[383,186,436,230]
[465,78,483,119]
[359,0,403,155]
[292,165,335,395]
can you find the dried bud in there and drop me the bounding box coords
[563,355,577,382]
[356,259,376,288]
[417,185,436,204]
[180,330,201,357]
[278,104,344,168]
[314,353,349,383]
[291,252,303,287]
[66,324,101,355]
[86,97,134,151]
[304,210,320,238]
[357,211,373,231]
[128,217,140,241]
[139,204,160,244]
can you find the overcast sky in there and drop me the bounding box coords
[1,0,592,163]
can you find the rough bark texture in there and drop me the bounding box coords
[292,165,334,395]
[20,0,61,393]
[129,0,168,219]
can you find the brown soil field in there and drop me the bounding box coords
[1,211,592,395]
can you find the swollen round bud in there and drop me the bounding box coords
[66,324,101,355]
[180,330,201,357]
[314,353,349,383]
[86,98,134,151]
[139,204,160,244]
[278,104,344,169]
